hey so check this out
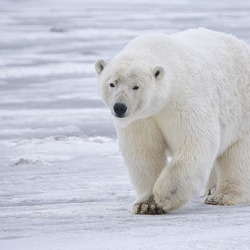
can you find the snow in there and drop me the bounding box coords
[0,0,250,249]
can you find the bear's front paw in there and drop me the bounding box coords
[153,179,186,212]
[132,196,166,215]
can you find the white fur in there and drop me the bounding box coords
[95,28,250,213]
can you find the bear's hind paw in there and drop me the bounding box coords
[132,196,166,215]
[204,191,246,206]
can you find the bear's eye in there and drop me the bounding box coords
[109,83,115,88]
[132,86,139,90]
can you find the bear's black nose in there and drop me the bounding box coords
[113,103,127,117]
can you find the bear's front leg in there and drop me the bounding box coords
[153,145,218,213]
[150,107,221,213]
[116,118,167,214]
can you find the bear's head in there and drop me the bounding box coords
[95,57,169,127]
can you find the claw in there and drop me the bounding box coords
[135,196,166,215]
[205,197,218,205]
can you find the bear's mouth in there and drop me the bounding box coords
[114,113,127,118]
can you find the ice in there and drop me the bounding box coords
[0,0,250,249]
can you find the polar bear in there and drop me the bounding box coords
[95,28,250,214]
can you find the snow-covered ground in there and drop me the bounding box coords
[0,0,250,249]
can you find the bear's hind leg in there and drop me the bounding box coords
[205,133,250,205]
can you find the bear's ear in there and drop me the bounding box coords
[152,66,165,81]
[95,59,108,74]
